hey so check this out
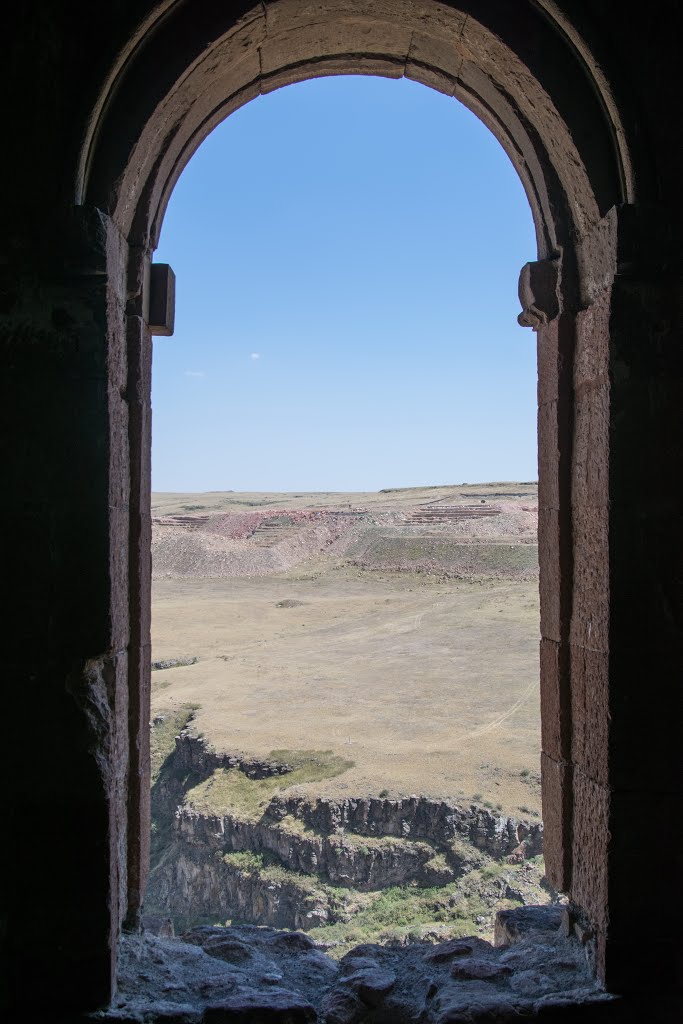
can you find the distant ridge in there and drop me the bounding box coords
[379,481,536,494]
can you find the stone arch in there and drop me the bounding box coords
[76,0,641,998]
[80,0,632,254]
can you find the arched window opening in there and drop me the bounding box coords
[43,2,648,1014]
[12,0,683,1019]
[145,75,548,954]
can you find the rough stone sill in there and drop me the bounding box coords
[95,907,617,1023]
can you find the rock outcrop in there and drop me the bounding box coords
[271,793,542,861]
[149,843,336,931]
[175,807,455,890]
[148,732,545,933]
[167,732,542,864]
[173,730,293,780]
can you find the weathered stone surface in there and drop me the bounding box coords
[494,905,564,947]
[539,638,564,763]
[269,930,317,952]
[570,771,610,938]
[518,258,560,329]
[339,958,396,1006]
[569,644,610,787]
[538,509,564,645]
[320,986,364,1024]
[197,937,257,965]
[424,937,491,963]
[98,912,610,1022]
[203,991,316,1022]
[450,958,512,981]
[539,755,572,893]
[569,503,610,655]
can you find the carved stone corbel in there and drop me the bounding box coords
[518,257,560,329]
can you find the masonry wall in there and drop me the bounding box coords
[2,208,131,1008]
[1,2,682,1017]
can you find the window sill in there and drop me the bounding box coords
[94,906,618,1023]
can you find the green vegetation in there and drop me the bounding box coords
[307,871,506,956]
[423,851,450,874]
[223,850,329,895]
[223,850,264,872]
[185,749,354,818]
[222,851,355,916]
[219,844,545,959]
[150,704,200,784]
[347,533,539,577]
[479,861,507,881]
[449,838,485,867]
[270,750,355,777]
[274,818,445,869]
[221,850,534,957]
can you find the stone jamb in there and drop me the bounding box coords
[122,244,155,929]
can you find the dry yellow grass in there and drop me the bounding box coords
[151,562,541,816]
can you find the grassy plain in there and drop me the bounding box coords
[151,484,541,816]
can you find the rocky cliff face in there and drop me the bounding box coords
[147,732,544,932]
[175,808,455,890]
[270,794,542,861]
[148,841,336,931]
[170,732,542,863]
[173,730,293,780]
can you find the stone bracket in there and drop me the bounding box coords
[518,257,561,329]
[148,263,175,336]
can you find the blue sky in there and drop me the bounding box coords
[153,75,537,493]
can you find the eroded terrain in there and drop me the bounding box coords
[148,484,551,948]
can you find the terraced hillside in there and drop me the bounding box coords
[152,483,537,581]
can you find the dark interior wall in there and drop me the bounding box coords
[2,6,142,1007]
[567,7,683,992]
[2,202,131,1007]
[1,2,681,1016]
